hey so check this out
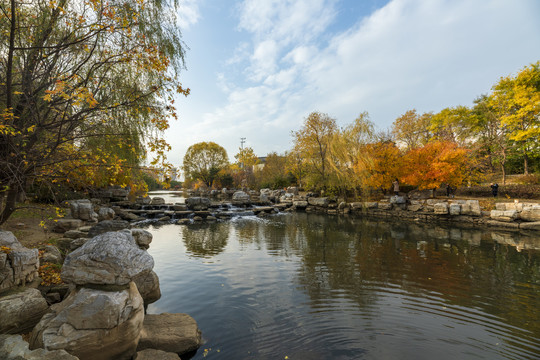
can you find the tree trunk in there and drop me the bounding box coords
[501,148,507,185]
[523,153,529,175]
[0,187,18,225]
[6,0,16,110]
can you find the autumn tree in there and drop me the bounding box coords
[429,106,473,146]
[183,142,229,187]
[490,61,540,175]
[401,141,473,190]
[0,0,187,223]
[285,149,306,188]
[391,109,432,150]
[362,141,402,193]
[234,146,259,169]
[327,112,374,198]
[469,95,511,182]
[256,152,290,189]
[292,111,337,190]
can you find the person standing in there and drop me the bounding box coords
[490,183,499,197]
[392,178,400,196]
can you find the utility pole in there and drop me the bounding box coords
[240,137,246,168]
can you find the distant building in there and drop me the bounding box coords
[254,157,266,172]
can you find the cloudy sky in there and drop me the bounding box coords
[165,0,540,168]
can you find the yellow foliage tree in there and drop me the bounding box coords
[292,111,337,190]
[489,61,540,175]
[0,0,188,223]
[361,141,403,192]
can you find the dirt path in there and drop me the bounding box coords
[0,205,62,249]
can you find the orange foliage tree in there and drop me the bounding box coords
[401,141,472,190]
[361,141,402,192]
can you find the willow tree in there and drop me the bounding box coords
[327,112,374,198]
[0,0,188,223]
[292,111,337,190]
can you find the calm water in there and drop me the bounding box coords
[145,211,540,360]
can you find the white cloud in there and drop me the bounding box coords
[178,0,201,29]
[167,0,540,166]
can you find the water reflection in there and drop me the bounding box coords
[183,223,229,258]
[147,212,540,360]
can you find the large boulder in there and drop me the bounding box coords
[110,187,130,201]
[307,197,329,208]
[136,196,152,205]
[150,197,166,206]
[520,205,540,222]
[433,203,449,215]
[232,191,250,206]
[461,200,481,216]
[52,219,84,233]
[133,270,161,306]
[137,313,201,355]
[0,231,40,292]
[279,193,294,204]
[97,207,115,221]
[30,282,144,360]
[449,203,461,216]
[490,210,518,222]
[0,288,49,334]
[286,186,299,195]
[87,220,130,238]
[185,197,210,211]
[61,231,154,286]
[69,199,97,222]
[0,335,78,360]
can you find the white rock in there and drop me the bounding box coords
[30,282,144,360]
[0,288,49,334]
[61,231,154,286]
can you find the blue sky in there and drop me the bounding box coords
[166,0,540,168]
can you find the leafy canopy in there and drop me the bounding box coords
[183,142,229,187]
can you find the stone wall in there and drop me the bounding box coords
[287,196,540,232]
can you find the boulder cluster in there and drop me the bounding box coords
[0,212,201,360]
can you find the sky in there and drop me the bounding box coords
[165,0,540,169]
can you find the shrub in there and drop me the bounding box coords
[513,174,540,185]
[456,184,540,199]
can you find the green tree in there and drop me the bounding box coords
[0,0,187,224]
[183,142,229,187]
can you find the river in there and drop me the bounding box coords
[144,192,540,359]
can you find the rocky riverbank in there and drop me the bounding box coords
[103,188,540,233]
[0,216,202,359]
[1,187,539,358]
